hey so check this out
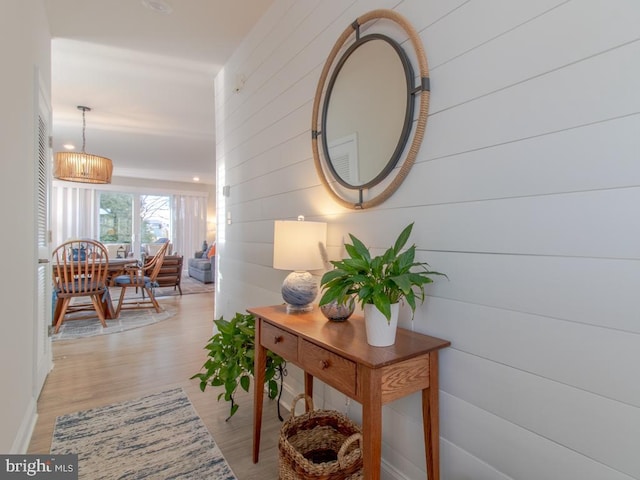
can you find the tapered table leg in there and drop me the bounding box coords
[361,367,383,480]
[252,318,266,463]
[304,372,313,411]
[422,351,440,480]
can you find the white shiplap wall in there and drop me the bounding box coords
[215,1,640,478]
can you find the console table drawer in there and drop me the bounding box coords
[261,322,298,361]
[300,339,356,397]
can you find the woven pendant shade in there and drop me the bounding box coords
[54,152,113,184]
[53,105,113,184]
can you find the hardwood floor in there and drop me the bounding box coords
[28,292,281,479]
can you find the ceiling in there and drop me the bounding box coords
[44,0,274,185]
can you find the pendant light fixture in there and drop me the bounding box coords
[54,106,113,184]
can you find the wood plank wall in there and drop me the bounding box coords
[214,0,640,478]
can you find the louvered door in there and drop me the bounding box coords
[34,75,52,395]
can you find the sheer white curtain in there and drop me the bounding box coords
[51,182,98,248]
[52,183,207,258]
[172,194,207,260]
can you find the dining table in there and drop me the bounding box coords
[105,257,140,283]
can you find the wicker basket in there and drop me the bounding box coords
[279,394,363,480]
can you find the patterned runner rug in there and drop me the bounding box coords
[51,388,237,480]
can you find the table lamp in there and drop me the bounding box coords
[273,216,327,313]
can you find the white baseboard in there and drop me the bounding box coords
[278,381,301,418]
[381,458,415,480]
[11,397,38,453]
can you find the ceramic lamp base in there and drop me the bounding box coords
[281,271,317,314]
[285,303,314,314]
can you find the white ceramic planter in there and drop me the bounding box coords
[363,303,400,347]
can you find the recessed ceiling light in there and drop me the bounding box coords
[63,144,75,150]
[193,176,200,182]
[141,0,173,14]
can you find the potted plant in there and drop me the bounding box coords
[319,223,446,346]
[191,312,286,420]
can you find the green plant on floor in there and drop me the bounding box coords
[191,312,285,420]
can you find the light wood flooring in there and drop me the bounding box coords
[28,292,281,479]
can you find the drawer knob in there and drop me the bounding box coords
[320,360,330,370]
[274,335,283,344]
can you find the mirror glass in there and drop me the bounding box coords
[322,35,413,188]
[311,9,430,209]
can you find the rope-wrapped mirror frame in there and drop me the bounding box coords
[311,9,430,209]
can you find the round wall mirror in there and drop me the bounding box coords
[322,34,414,189]
[312,9,430,209]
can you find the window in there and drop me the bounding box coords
[100,192,133,244]
[99,193,172,257]
[140,195,171,254]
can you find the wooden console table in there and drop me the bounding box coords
[249,304,450,480]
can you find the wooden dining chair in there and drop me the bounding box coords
[51,239,110,333]
[113,240,169,315]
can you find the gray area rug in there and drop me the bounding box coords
[52,306,176,341]
[51,388,237,480]
[155,274,215,297]
[51,275,211,341]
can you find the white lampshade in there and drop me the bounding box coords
[273,217,327,313]
[273,219,326,271]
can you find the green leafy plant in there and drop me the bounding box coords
[319,223,446,323]
[191,312,285,420]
